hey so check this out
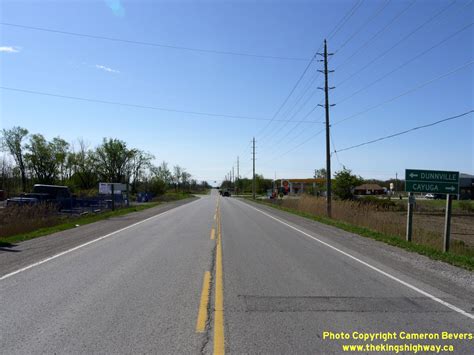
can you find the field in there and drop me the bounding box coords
[267,195,474,258]
[0,192,193,246]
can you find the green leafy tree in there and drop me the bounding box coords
[51,137,70,182]
[172,165,183,191]
[152,161,173,187]
[70,139,97,189]
[332,167,363,200]
[25,134,63,184]
[1,126,29,191]
[127,150,154,193]
[94,138,135,182]
[314,168,327,179]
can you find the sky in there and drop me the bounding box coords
[0,0,473,185]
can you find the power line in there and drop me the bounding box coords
[263,127,325,166]
[0,22,309,61]
[259,77,322,144]
[334,0,391,55]
[258,66,321,143]
[255,6,471,159]
[335,110,473,153]
[333,60,474,126]
[330,131,343,168]
[335,0,458,88]
[333,0,417,70]
[336,22,474,105]
[328,0,366,40]
[254,53,318,138]
[0,86,325,123]
[255,0,368,140]
[262,0,414,150]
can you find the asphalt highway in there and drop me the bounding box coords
[1,189,472,354]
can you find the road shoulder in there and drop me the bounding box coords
[236,198,473,311]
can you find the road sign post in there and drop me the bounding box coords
[405,169,459,251]
[406,193,414,242]
[443,194,453,252]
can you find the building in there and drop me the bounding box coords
[277,178,326,195]
[459,173,474,200]
[353,183,386,196]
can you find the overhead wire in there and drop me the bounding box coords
[254,0,368,142]
[334,0,459,88]
[335,21,474,105]
[335,110,473,153]
[0,22,309,61]
[255,0,368,156]
[0,86,328,123]
[333,0,418,70]
[333,0,392,55]
[333,60,474,126]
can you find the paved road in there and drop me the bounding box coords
[1,189,473,354]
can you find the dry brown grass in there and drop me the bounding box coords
[0,204,62,239]
[274,195,473,256]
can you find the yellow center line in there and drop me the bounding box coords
[196,271,211,333]
[214,197,225,355]
[210,228,215,240]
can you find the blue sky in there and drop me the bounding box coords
[0,0,472,184]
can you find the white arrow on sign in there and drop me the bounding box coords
[445,186,456,192]
[409,173,418,178]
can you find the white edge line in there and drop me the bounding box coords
[236,199,474,321]
[0,198,201,282]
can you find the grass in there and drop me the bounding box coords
[246,197,474,271]
[385,198,474,213]
[0,192,194,247]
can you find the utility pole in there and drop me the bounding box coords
[232,166,235,191]
[237,156,239,194]
[252,137,256,200]
[318,39,335,218]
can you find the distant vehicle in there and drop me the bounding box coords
[424,193,458,200]
[6,184,72,209]
[223,191,231,197]
[6,196,40,207]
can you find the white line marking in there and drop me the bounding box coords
[0,198,201,281]
[236,199,474,321]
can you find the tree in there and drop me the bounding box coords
[127,150,154,192]
[70,139,97,189]
[94,138,135,182]
[152,161,172,186]
[1,126,29,191]
[172,165,183,191]
[181,170,191,191]
[332,167,363,200]
[314,168,327,179]
[25,134,60,184]
[51,137,70,182]
[255,174,272,194]
[147,177,167,196]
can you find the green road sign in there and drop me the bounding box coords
[405,169,459,194]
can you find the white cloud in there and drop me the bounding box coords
[0,46,20,53]
[95,64,120,73]
[104,0,125,17]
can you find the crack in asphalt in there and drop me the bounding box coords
[200,242,217,355]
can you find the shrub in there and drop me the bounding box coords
[459,200,474,213]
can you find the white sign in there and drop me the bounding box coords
[99,183,127,194]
